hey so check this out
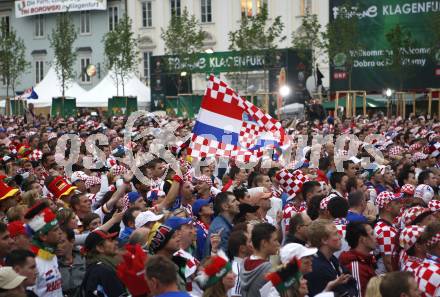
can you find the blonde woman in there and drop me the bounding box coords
[365,276,383,297]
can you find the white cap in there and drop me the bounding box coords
[280,243,317,264]
[315,293,335,297]
[71,171,88,183]
[414,184,434,204]
[135,211,164,229]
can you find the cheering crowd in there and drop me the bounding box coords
[0,111,439,297]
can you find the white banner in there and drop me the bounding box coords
[15,0,107,18]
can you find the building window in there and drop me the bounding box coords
[142,1,152,27]
[241,0,267,17]
[201,0,212,23]
[34,15,44,37]
[80,57,91,83]
[143,52,152,83]
[109,6,119,31]
[0,15,9,35]
[80,11,91,34]
[171,0,181,17]
[35,60,44,84]
[300,0,312,15]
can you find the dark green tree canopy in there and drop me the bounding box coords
[49,12,77,97]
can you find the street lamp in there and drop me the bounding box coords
[385,88,393,98]
[279,85,291,97]
[180,71,187,77]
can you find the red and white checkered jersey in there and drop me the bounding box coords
[415,257,440,297]
[374,220,399,274]
[281,201,307,238]
[401,255,423,274]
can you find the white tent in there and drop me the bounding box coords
[78,71,150,108]
[32,67,87,108]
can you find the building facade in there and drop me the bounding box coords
[0,0,127,97]
[127,0,330,88]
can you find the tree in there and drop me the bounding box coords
[291,12,325,91]
[385,24,416,91]
[104,14,138,96]
[49,12,77,97]
[322,1,363,90]
[229,6,285,92]
[0,19,30,97]
[160,7,205,92]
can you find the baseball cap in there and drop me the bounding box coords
[192,199,211,217]
[0,266,26,289]
[280,243,317,264]
[134,211,163,229]
[414,184,435,204]
[127,192,141,204]
[0,128,6,133]
[84,230,118,252]
[164,216,193,230]
[7,221,26,238]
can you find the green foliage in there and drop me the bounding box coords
[385,24,416,90]
[228,6,285,91]
[49,12,77,97]
[0,19,30,97]
[229,6,285,56]
[160,7,205,73]
[322,1,363,89]
[291,12,324,88]
[104,14,138,96]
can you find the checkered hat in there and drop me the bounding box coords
[29,149,43,161]
[411,152,428,163]
[375,191,401,209]
[428,200,440,212]
[409,142,423,153]
[400,206,432,227]
[275,169,309,200]
[194,175,213,187]
[85,176,101,188]
[401,184,415,196]
[320,196,332,210]
[388,146,406,157]
[399,225,425,251]
[414,184,435,204]
[110,165,128,176]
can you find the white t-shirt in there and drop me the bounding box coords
[34,254,63,297]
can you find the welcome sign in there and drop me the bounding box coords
[15,0,107,18]
[329,0,440,91]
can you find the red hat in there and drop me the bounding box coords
[275,169,309,201]
[7,221,27,238]
[375,191,402,209]
[401,184,415,196]
[399,206,432,228]
[399,225,425,251]
[0,181,19,201]
[46,176,77,200]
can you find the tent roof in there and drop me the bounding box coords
[32,67,87,108]
[322,96,387,109]
[77,71,150,107]
[281,103,304,113]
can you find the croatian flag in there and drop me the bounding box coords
[188,75,287,162]
[18,87,38,100]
